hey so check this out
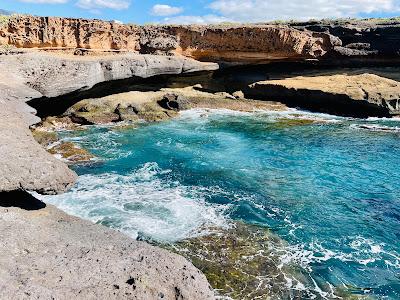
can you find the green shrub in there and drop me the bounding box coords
[0,15,10,28]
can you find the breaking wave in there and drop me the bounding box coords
[37,162,231,242]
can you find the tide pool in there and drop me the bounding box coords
[39,109,400,299]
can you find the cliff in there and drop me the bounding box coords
[0,15,399,63]
[0,16,400,63]
[0,52,217,194]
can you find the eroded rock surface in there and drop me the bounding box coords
[247,73,400,117]
[61,86,286,124]
[0,102,77,194]
[0,15,335,63]
[1,15,399,64]
[0,195,215,300]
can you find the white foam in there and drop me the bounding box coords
[36,162,231,242]
[350,123,400,133]
[177,108,345,131]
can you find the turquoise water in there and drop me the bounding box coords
[40,109,400,299]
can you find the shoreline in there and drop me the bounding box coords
[0,14,399,299]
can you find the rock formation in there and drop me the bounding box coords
[60,86,286,125]
[1,15,399,64]
[247,73,400,117]
[0,101,77,194]
[291,18,400,59]
[0,196,214,299]
[0,52,217,194]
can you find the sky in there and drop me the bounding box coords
[1,0,400,24]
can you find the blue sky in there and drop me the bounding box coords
[1,0,400,24]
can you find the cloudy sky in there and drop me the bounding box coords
[1,0,400,24]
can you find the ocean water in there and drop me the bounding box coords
[39,109,400,299]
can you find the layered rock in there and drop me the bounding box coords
[1,15,399,64]
[144,25,331,62]
[291,18,400,59]
[0,196,214,299]
[0,15,333,63]
[247,73,400,117]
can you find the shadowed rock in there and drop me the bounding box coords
[0,191,46,210]
[247,73,400,117]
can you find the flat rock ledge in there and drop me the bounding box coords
[0,193,214,299]
[247,73,400,117]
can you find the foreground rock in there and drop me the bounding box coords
[247,73,400,117]
[0,193,215,299]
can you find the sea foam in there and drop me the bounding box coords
[37,162,231,242]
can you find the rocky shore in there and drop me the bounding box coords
[0,193,214,299]
[0,51,218,299]
[1,13,400,299]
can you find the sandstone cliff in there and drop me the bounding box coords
[1,15,399,63]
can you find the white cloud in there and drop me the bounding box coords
[76,0,130,11]
[162,14,231,24]
[151,4,183,16]
[208,0,400,22]
[18,0,68,3]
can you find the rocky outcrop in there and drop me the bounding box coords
[0,195,215,299]
[0,52,217,194]
[59,86,286,124]
[247,73,400,117]
[0,102,77,194]
[0,15,334,63]
[291,18,400,59]
[144,25,331,63]
[0,51,220,298]
[1,15,399,64]
[1,52,218,100]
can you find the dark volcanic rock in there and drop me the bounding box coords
[292,19,400,60]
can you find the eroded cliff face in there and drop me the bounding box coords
[1,15,399,64]
[0,15,334,62]
[1,16,141,50]
[141,25,332,62]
